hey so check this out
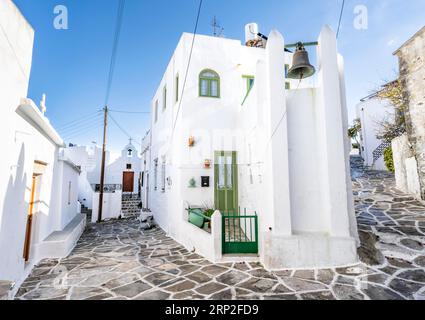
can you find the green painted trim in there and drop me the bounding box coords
[242,75,255,92]
[241,75,255,106]
[214,151,238,213]
[199,69,221,98]
[162,86,167,111]
[222,214,258,254]
[241,85,253,106]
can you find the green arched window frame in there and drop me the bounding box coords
[199,69,220,98]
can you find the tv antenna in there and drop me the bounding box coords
[211,16,224,37]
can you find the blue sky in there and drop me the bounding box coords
[13,0,425,153]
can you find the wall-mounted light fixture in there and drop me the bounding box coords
[188,136,195,147]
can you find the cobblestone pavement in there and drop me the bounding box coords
[15,158,425,300]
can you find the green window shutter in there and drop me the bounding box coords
[199,69,220,98]
[242,75,255,94]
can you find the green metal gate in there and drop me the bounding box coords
[222,210,258,254]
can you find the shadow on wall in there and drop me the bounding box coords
[0,145,28,280]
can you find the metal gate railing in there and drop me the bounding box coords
[222,209,258,254]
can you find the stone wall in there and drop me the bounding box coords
[395,27,425,199]
[392,134,421,198]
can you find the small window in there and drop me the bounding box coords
[154,159,158,191]
[285,82,291,90]
[163,86,167,111]
[199,69,220,98]
[285,64,289,77]
[175,74,179,102]
[154,100,158,123]
[127,149,133,157]
[126,164,132,170]
[161,161,166,192]
[68,181,72,205]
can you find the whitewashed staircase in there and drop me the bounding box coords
[121,195,141,217]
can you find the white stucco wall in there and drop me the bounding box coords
[92,190,122,222]
[356,97,394,170]
[0,0,35,285]
[144,26,358,269]
[0,1,83,291]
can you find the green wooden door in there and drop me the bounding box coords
[214,151,238,214]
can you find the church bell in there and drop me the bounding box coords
[287,42,316,80]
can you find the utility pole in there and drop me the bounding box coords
[97,106,108,223]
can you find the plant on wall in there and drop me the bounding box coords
[384,147,395,173]
[202,201,215,218]
[188,178,196,188]
[376,80,407,143]
[348,118,361,147]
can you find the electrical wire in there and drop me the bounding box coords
[336,0,346,39]
[168,0,204,147]
[63,123,103,141]
[61,119,104,139]
[59,115,103,133]
[58,112,103,131]
[104,0,126,107]
[109,109,150,114]
[108,113,142,146]
[264,79,302,150]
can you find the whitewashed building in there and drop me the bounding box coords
[141,24,358,270]
[0,0,85,295]
[65,140,142,222]
[356,93,395,171]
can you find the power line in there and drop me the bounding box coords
[336,0,346,39]
[109,109,150,114]
[104,0,126,106]
[60,119,104,137]
[63,124,103,141]
[262,80,302,154]
[58,112,102,131]
[169,0,204,148]
[108,113,141,145]
[0,21,28,78]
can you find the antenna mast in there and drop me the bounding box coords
[211,16,224,37]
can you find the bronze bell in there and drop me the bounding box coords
[287,42,315,80]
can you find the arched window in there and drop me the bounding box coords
[199,69,220,98]
[127,149,133,157]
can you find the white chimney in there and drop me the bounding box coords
[245,23,259,44]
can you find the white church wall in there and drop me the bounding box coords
[0,0,35,285]
[0,2,83,292]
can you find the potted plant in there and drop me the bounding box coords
[202,203,215,229]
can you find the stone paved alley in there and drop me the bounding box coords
[15,157,425,300]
